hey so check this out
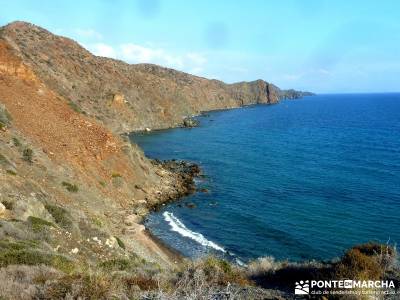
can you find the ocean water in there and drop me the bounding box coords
[130,94,400,262]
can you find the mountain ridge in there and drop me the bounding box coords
[0,21,313,133]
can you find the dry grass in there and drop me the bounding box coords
[0,265,61,300]
[334,242,396,280]
[0,243,397,299]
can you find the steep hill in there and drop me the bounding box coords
[0,21,310,133]
[0,21,204,270]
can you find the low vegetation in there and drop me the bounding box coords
[6,169,16,175]
[248,242,398,296]
[334,243,395,280]
[0,240,397,299]
[12,137,21,147]
[115,236,125,249]
[27,216,55,233]
[0,153,10,166]
[0,104,12,130]
[61,181,79,193]
[44,203,74,229]
[0,240,74,273]
[68,100,85,114]
[22,148,34,163]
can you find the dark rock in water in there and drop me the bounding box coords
[185,202,197,209]
[199,188,209,193]
[182,117,199,128]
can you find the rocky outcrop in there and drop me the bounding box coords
[278,89,315,100]
[182,117,200,128]
[0,21,311,134]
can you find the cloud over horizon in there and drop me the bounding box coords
[85,41,207,76]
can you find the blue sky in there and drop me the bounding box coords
[1,0,400,93]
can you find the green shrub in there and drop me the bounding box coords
[99,258,133,271]
[0,249,49,267]
[61,181,79,193]
[6,169,16,175]
[12,137,21,147]
[115,236,125,249]
[111,173,122,178]
[68,101,84,114]
[200,257,250,286]
[44,204,73,229]
[0,240,74,273]
[22,148,34,163]
[98,256,143,272]
[91,217,103,228]
[0,153,10,165]
[27,216,55,232]
[0,105,12,128]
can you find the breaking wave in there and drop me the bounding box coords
[163,211,225,253]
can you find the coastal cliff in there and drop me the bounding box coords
[0,21,311,133]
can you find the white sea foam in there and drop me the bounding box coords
[235,258,246,267]
[163,211,225,253]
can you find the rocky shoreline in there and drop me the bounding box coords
[150,159,201,210]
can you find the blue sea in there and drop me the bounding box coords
[130,94,400,263]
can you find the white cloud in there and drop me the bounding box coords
[90,43,117,58]
[84,42,207,74]
[120,43,184,69]
[75,28,103,40]
[189,67,204,75]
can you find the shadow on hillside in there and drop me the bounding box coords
[250,264,333,293]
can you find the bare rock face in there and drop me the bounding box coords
[0,21,301,134]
